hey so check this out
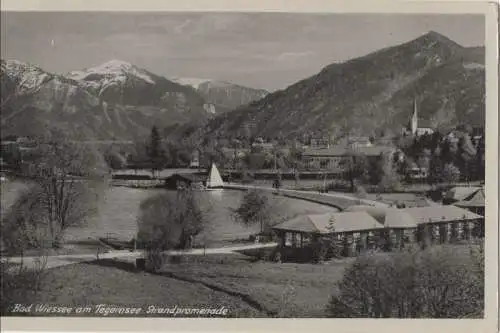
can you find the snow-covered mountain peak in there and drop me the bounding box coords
[171,77,211,89]
[1,59,52,93]
[67,59,155,85]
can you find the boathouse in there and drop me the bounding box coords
[164,173,205,190]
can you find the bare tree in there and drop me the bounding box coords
[21,127,108,247]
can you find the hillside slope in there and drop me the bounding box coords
[197,31,484,142]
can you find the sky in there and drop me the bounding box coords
[1,12,485,91]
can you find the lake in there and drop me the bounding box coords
[64,187,339,245]
[1,181,339,247]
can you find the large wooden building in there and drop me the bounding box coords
[272,205,483,262]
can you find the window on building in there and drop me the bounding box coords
[301,234,312,247]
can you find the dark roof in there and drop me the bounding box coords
[165,173,205,182]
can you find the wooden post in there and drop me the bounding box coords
[438,224,446,244]
[464,222,471,241]
[394,229,402,250]
[360,231,368,252]
[342,233,349,257]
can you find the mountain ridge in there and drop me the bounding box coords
[0,59,264,140]
[173,77,269,112]
[192,31,484,144]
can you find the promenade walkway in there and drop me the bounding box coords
[3,242,278,270]
[223,183,389,211]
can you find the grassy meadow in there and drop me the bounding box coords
[13,253,351,317]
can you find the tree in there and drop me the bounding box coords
[340,149,367,192]
[428,149,444,184]
[368,154,384,185]
[20,127,107,247]
[475,135,485,180]
[377,153,401,191]
[136,189,207,271]
[442,163,461,185]
[456,134,477,183]
[103,148,127,170]
[146,126,164,177]
[233,189,272,235]
[1,186,50,315]
[326,245,484,318]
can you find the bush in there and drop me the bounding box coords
[1,253,48,315]
[326,244,484,318]
[354,185,367,199]
[137,190,207,272]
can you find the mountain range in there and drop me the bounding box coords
[191,31,485,145]
[0,59,266,141]
[1,31,485,144]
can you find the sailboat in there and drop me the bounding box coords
[204,163,224,191]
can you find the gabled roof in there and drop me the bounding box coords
[402,205,482,224]
[344,205,418,228]
[455,188,485,208]
[272,214,330,234]
[329,211,385,233]
[272,211,384,234]
[445,186,482,201]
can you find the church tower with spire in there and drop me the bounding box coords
[404,97,434,137]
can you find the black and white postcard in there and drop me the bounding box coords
[0,1,497,333]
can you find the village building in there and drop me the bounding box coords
[301,145,402,171]
[309,138,331,149]
[189,150,200,169]
[347,136,373,148]
[164,173,205,190]
[251,142,275,151]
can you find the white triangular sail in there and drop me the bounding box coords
[206,163,224,188]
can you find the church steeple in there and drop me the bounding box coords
[406,98,418,135]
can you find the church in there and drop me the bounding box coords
[403,99,434,137]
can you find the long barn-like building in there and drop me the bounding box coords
[272,204,484,262]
